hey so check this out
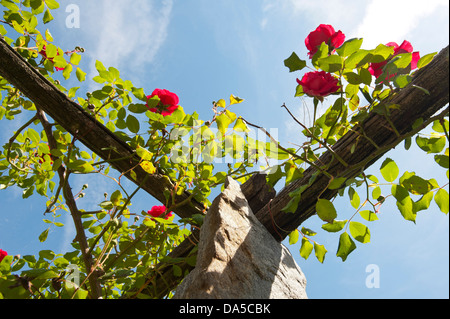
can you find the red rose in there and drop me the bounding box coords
[148,205,173,220]
[368,40,420,80]
[146,89,179,116]
[305,24,345,58]
[297,71,341,100]
[0,249,7,263]
[39,45,65,71]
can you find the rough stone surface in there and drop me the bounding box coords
[174,177,308,299]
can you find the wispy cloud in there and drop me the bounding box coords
[82,0,173,81]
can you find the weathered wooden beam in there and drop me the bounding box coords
[0,36,204,219]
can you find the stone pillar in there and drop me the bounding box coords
[174,177,307,299]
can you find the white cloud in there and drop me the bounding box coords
[82,0,173,80]
[354,0,449,49]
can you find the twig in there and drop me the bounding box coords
[241,117,333,178]
[6,114,38,172]
[281,103,349,167]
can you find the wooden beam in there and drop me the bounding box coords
[0,36,204,219]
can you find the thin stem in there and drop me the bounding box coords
[241,117,333,178]
[282,103,349,167]
[7,114,38,172]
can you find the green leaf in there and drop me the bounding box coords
[173,264,182,277]
[284,52,306,72]
[336,38,363,58]
[417,52,437,69]
[416,135,446,154]
[435,188,449,214]
[371,43,395,62]
[95,60,107,72]
[45,0,60,9]
[312,42,329,67]
[288,229,300,245]
[76,67,86,82]
[359,210,379,221]
[110,190,122,206]
[229,94,244,105]
[39,249,55,260]
[434,155,449,169]
[393,74,412,89]
[336,232,356,262]
[400,173,435,195]
[328,177,347,190]
[11,20,24,34]
[140,161,156,174]
[391,53,412,69]
[392,184,416,222]
[322,220,347,232]
[318,55,343,73]
[136,146,153,161]
[301,227,317,236]
[126,115,140,133]
[0,255,12,274]
[349,221,370,243]
[216,110,237,135]
[39,228,49,242]
[216,99,226,108]
[128,103,148,114]
[299,238,314,260]
[233,117,249,132]
[345,49,373,69]
[131,87,146,101]
[43,8,53,24]
[26,128,40,145]
[316,199,337,222]
[380,158,399,182]
[64,281,89,299]
[413,191,434,213]
[432,119,449,134]
[313,243,327,263]
[348,187,360,209]
[281,193,302,214]
[70,52,81,65]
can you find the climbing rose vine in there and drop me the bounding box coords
[0,0,447,300]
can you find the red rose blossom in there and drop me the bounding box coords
[368,40,420,80]
[305,24,345,59]
[39,45,65,71]
[296,71,340,100]
[0,249,7,263]
[146,89,179,116]
[148,205,173,220]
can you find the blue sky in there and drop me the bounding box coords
[0,0,449,299]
